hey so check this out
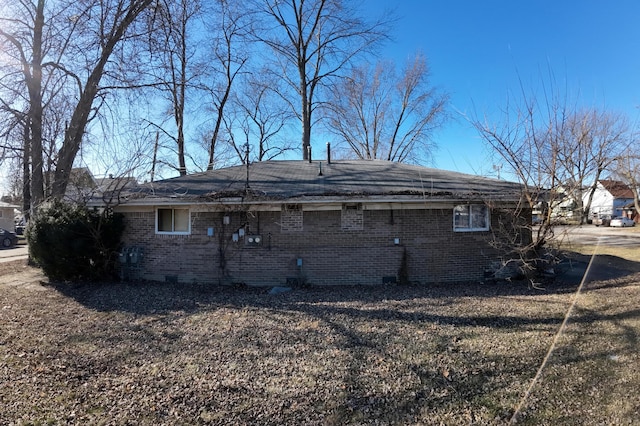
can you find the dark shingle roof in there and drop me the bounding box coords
[125,160,522,204]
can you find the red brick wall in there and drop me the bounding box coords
[119,206,518,286]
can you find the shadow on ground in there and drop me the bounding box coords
[557,251,640,286]
[41,251,640,318]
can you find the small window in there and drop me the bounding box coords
[454,204,489,232]
[157,208,190,234]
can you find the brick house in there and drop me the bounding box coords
[111,160,528,286]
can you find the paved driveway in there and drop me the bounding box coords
[552,225,640,248]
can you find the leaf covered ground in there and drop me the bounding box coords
[0,259,638,425]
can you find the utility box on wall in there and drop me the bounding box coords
[118,246,144,281]
[246,235,262,246]
[119,247,144,265]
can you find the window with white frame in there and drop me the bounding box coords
[453,204,489,232]
[156,208,190,234]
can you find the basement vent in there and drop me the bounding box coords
[343,203,362,211]
[382,276,397,284]
[341,203,364,231]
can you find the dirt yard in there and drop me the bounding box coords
[1,256,639,425]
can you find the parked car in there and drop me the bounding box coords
[610,216,635,227]
[593,214,614,227]
[1,228,18,248]
[14,216,26,236]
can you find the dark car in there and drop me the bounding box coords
[1,228,18,248]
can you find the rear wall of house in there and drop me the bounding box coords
[118,206,523,286]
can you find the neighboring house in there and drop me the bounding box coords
[95,175,138,204]
[532,187,579,224]
[61,167,98,203]
[106,159,528,286]
[0,201,19,231]
[586,180,635,221]
[63,168,138,203]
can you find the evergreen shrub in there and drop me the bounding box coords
[27,199,125,282]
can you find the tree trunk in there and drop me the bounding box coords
[52,74,100,198]
[177,115,187,175]
[582,170,604,224]
[22,120,31,220]
[28,0,45,207]
[207,75,234,171]
[633,187,640,222]
[300,74,311,160]
[302,111,311,160]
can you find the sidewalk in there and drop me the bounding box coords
[0,242,29,277]
[0,244,28,263]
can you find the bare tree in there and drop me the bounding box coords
[470,92,557,251]
[468,72,632,280]
[0,158,24,205]
[615,153,640,219]
[556,109,628,223]
[224,71,296,163]
[0,0,48,208]
[0,104,29,213]
[50,0,154,199]
[0,0,80,213]
[201,0,250,171]
[0,0,155,206]
[146,0,202,176]
[467,74,582,283]
[253,0,389,160]
[325,53,448,163]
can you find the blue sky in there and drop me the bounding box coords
[369,0,640,177]
[4,1,640,196]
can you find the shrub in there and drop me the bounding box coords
[27,199,125,282]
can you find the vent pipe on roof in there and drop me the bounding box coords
[307,146,312,163]
[326,142,331,164]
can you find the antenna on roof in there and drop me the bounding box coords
[493,164,502,180]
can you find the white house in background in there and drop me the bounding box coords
[0,201,19,231]
[586,180,635,220]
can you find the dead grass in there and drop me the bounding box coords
[562,243,640,264]
[0,266,638,425]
